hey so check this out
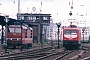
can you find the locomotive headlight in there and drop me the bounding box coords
[11,38,12,40]
[17,39,19,40]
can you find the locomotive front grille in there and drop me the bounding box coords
[7,38,21,46]
[63,40,78,43]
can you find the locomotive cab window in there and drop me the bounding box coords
[30,30,33,38]
[8,28,14,33]
[64,30,77,35]
[15,28,21,33]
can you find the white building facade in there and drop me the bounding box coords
[44,24,90,41]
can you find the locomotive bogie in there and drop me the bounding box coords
[63,40,81,50]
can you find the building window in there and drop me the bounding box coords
[28,17,36,20]
[21,16,24,20]
[30,17,33,20]
[32,17,36,22]
[33,17,36,20]
[27,17,32,20]
[36,16,39,20]
[85,32,87,34]
[43,17,48,20]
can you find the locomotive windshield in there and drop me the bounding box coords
[15,28,21,33]
[8,28,14,33]
[8,28,21,33]
[64,30,77,35]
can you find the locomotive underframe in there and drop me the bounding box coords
[63,40,81,50]
[7,39,32,49]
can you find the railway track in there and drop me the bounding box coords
[1,43,90,60]
[0,46,54,60]
[37,49,74,60]
[61,45,90,60]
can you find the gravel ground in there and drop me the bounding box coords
[61,43,90,60]
[0,43,90,60]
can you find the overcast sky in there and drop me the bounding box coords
[0,0,90,23]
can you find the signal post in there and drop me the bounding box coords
[82,28,85,49]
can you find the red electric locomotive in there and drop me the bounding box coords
[7,25,33,49]
[62,25,81,49]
